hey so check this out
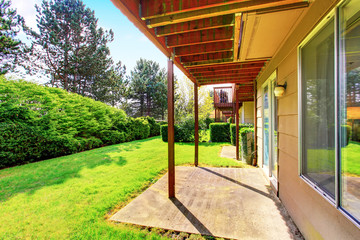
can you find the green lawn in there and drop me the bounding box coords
[343,141,360,176]
[0,137,243,239]
[306,141,360,176]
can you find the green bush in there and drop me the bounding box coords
[0,77,155,168]
[160,124,182,142]
[98,130,126,145]
[240,127,255,164]
[143,116,160,137]
[228,117,233,123]
[230,123,254,145]
[209,123,230,142]
[204,117,214,129]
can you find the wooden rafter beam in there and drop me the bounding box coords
[197,77,255,83]
[145,0,309,28]
[174,41,233,57]
[193,70,259,78]
[167,27,233,48]
[183,59,234,68]
[187,60,267,70]
[190,66,263,75]
[181,52,233,63]
[200,80,254,86]
[156,15,234,37]
[141,0,251,19]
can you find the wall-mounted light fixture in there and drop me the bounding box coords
[274,82,287,97]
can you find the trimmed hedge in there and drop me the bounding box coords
[143,116,160,137]
[240,127,255,164]
[230,123,254,146]
[209,123,230,142]
[0,77,153,168]
[160,125,182,142]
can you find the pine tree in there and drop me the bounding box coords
[25,0,113,95]
[0,0,26,74]
[127,58,167,118]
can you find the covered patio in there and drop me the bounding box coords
[111,166,302,239]
[109,0,311,238]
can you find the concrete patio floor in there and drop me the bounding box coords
[110,166,303,240]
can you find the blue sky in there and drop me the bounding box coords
[12,0,185,79]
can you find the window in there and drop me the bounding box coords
[299,0,360,225]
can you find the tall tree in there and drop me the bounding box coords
[127,58,167,119]
[25,0,113,95]
[175,76,214,122]
[91,61,128,107]
[0,0,26,74]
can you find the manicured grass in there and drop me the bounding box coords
[0,137,244,239]
[342,141,360,176]
[306,141,360,176]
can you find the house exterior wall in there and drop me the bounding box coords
[239,101,254,124]
[256,0,360,239]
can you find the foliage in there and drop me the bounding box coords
[228,117,233,123]
[125,117,150,141]
[174,76,214,123]
[0,0,26,74]
[143,116,160,137]
[0,77,154,168]
[209,123,230,142]
[0,137,244,239]
[127,58,167,119]
[204,116,214,129]
[240,127,255,164]
[230,123,254,146]
[24,0,118,100]
[91,61,128,107]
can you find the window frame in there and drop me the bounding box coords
[298,0,360,227]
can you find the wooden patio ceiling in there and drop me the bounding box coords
[111,0,309,98]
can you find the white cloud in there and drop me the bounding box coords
[11,0,42,29]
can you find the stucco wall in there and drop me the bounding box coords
[255,0,360,239]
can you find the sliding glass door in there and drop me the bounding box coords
[262,72,278,184]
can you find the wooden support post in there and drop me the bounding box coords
[253,80,258,166]
[235,88,240,160]
[167,59,175,198]
[194,83,199,167]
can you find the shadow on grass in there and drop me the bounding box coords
[0,138,155,203]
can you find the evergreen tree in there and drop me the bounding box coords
[0,0,26,74]
[127,58,167,118]
[25,0,113,95]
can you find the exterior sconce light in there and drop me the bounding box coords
[274,82,287,97]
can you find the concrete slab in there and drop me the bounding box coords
[220,146,236,159]
[110,167,303,240]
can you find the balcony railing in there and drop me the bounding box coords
[214,86,235,108]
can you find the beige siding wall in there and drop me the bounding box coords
[240,101,254,124]
[256,0,360,239]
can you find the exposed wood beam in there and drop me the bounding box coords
[156,15,234,37]
[183,59,234,68]
[146,0,309,28]
[167,59,175,198]
[236,90,239,160]
[233,13,242,61]
[175,41,233,57]
[187,60,267,69]
[190,66,263,75]
[197,77,255,83]
[141,0,251,19]
[110,0,197,84]
[167,27,233,48]
[199,80,254,85]
[181,52,233,63]
[194,83,199,167]
[193,71,259,78]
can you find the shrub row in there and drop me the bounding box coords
[0,77,160,168]
[209,123,230,142]
[230,123,254,145]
